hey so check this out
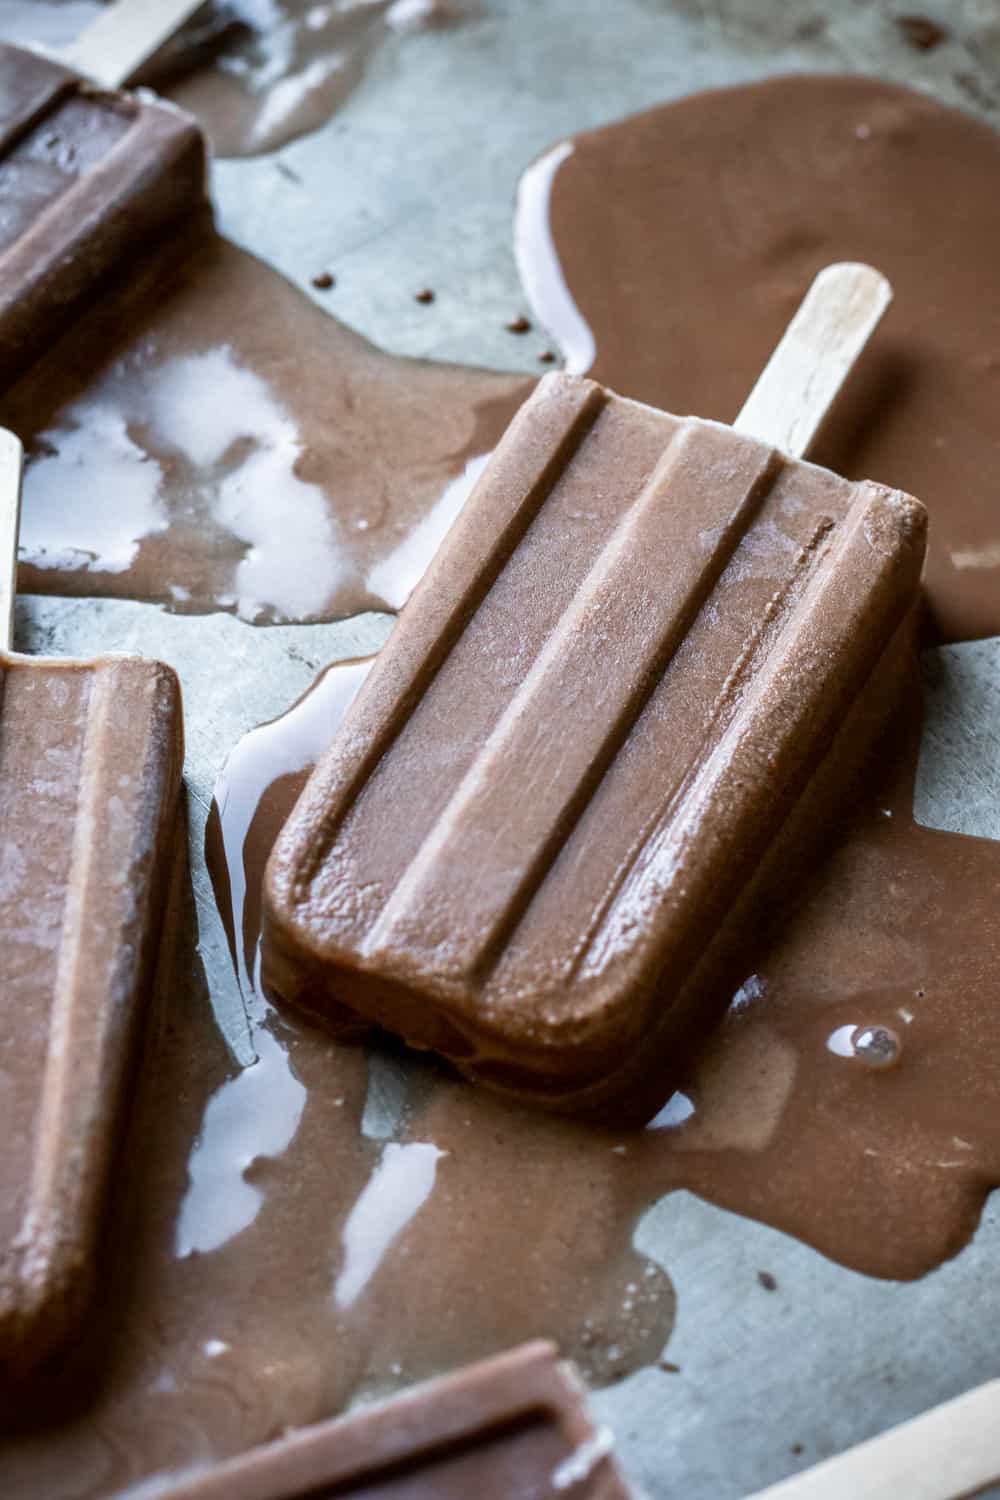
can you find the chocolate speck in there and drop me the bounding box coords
[311,272,335,290]
[658,1359,681,1374]
[791,1443,805,1457]
[758,1271,778,1292]
[415,288,436,304]
[538,350,556,364]
[507,315,532,334]
[896,15,949,51]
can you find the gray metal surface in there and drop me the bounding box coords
[916,638,1000,843]
[13,2,1000,1496]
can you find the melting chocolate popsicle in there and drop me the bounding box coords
[0,430,184,1385]
[152,1340,635,1499]
[263,265,928,1113]
[0,1,207,384]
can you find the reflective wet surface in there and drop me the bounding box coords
[1,231,530,625]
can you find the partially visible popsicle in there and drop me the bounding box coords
[0,0,208,384]
[0,428,184,1384]
[154,1340,635,1499]
[747,1377,1000,1500]
[263,265,928,1112]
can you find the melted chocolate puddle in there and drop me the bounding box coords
[207,652,1000,1296]
[0,226,531,625]
[516,75,1000,643]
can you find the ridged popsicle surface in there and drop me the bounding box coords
[0,654,183,1379]
[264,374,926,1108]
[0,45,206,381]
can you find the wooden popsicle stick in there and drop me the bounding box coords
[735,262,893,461]
[60,0,207,90]
[0,428,24,655]
[746,1379,1000,1500]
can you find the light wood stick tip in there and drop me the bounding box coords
[811,261,893,309]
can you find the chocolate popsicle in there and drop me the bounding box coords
[0,429,184,1385]
[153,1340,635,1499]
[263,265,928,1112]
[0,0,207,384]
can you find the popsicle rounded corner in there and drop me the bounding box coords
[0,1228,95,1401]
[257,877,685,1117]
[859,483,928,559]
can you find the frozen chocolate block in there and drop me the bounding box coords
[0,432,184,1382]
[0,42,206,383]
[155,1340,634,1499]
[264,363,926,1111]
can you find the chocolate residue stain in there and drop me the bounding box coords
[148,0,474,159]
[953,67,1000,115]
[203,647,1000,1302]
[794,18,826,42]
[655,692,1000,1280]
[516,75,1000,643]
[0,223,531,626]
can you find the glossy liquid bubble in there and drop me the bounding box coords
[850,1024,902,1071]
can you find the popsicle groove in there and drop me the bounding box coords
[560,512,836,982]
[364,420,781,980]
[0,657,183,1375]
[14,669,114,1308]
[585,485,926,979]
[292,377,609,895]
